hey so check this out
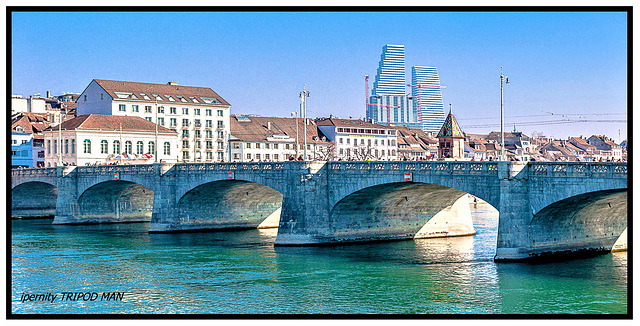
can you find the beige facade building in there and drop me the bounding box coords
[43,114,177,167]
[229,115,329,162]
[76,79,230,162]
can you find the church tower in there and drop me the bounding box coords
[436,104,465,159]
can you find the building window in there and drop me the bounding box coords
[182,130,189,138]
[144,106,152,113]
[182,108,189,115]
[217,121,224,128]
[83,140,91,154]
[71,139,75,154]
[206,151,212,160]
[84,95,87,102]
[274,144,278,149]
[274,154,279,160]
[381,140,385,146]
[195,141,201,149]
[170,107,177,114]
[218,141,224,149]
[53,140,57,154]
[158,106,164,113]
[182,151,189,160]
[148,141,155,155]
[205,130,212,138]
[206,109,212,116]
[206,120,212,128]
[256,143,261,149]
[217,110,223,117]
[136,141,144,154]
[183,140,189,149]
[47,140,51,154]
[125,141,132,154]
[256,154,261,160]
[158,117,165,126]
[246,153,251,160]
[246,143,251,149]
[164,142,171,155]
[182,119,189,127]
[113,140,120,154]
[194,108,200,115]
[65,139,69,154]
[195,119,201,128]
[391,140,396,146]
[206,141,213,149]
[145,117,152,122]
[265,154,270,160]
[101,93,104,100]
[132,105,139,112]
[195,130,201,138]
[119,104,126,112]
[170,118,177,127]
[101,140,108,154]
[346,138,350,144]
[339,138,343,144]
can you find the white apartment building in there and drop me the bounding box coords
[43,115,178,167]
[76,79,231,162]
[12,95,47,114]
[316,117,398,161]
[229,115,330,162]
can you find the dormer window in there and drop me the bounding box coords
[16,126,24,132]
[114,92,138,99]
[140,93,151,100]
[152,94,162,101]
[165,95,175,101]
[201,97,221,104]
[189,97,199,103]
[177,96,187,102]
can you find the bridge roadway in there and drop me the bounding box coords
[11,161,628,260]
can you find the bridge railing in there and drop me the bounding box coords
[11,167,57,177]
[327,161,500,175]
[529,162,627,178]
[75,164,157,174]
[174,162,288,173]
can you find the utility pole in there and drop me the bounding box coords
[292,111,299,158]
[57,111,63,166]
[299,84,310,161]
[500,66,509,161]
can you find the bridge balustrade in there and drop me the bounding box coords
[327,161,499,176]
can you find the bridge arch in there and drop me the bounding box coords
[12,181,58,218]
[327,181,480,242]
[527,189,627,257]
[175,179,283,230]
[75,180,154,223]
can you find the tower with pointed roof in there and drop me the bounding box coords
[436,105,465,159]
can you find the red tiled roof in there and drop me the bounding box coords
[315,117,395,130]
[91,79,230,106]
[48,114,176,133]
[230,115,328,144]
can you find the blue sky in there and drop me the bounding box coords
[11,11,628,141]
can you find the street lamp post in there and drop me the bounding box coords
[155,100,160,163]
[299,85,310,161]
[500,66,509,161]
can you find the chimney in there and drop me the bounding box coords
[267,121,271,130]
[46,90,50,98]
[167,81,178,86]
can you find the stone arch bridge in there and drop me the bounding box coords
[11,161,627,260]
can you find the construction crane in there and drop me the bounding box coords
[364,75,369,117]
[365,102,401,125]
[407,83,447,123]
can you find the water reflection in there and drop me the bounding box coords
[11,205,627,315]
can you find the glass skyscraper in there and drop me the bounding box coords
[411,66,446,134]
[367,45,419,128]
